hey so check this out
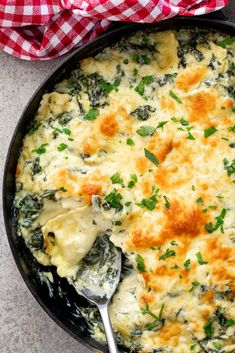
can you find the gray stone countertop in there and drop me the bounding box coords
[0,3,234,353]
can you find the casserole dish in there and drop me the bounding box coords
[3,11,235,353]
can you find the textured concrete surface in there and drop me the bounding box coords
[0,3,235,353]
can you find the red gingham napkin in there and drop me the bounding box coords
[0,0,229,60]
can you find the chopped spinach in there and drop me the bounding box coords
[28,227,44,251]
[15,193,42,228]
[58,112,73,126]
[131,105,156,121]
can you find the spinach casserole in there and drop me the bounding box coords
[14,29,235,353]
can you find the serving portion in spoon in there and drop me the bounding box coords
[73,235,121,353]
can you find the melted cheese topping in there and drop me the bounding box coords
[15,29,235,352]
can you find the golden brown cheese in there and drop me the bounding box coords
[15,28,235,353]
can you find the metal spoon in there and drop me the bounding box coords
[73,235,121,353]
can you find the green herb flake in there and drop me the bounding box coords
[184,259,191,271]
[135,76,153,97]
[218,37,235,48]
[171,264,180,269]
[32,143,48,155]
[144,148,159,166]
[196,252,208,265]
[204,320,214,338]
[159,249,176,260]
[133,68,138,76]
[228,124,235,132]
[125,201,132,206]
[225,319,235,327]
[204,126,217,138]
[127,138,135,146]
[170,240,178,246]
[156,121,168,130]
[187,132,195,140]
[57,143,68,151]
[110,172,124,186]
[137,194,158,211]
[169,90,182,104]
[205,208,227,233]
[136,254,146,272]
[189,281,199,292]
[104,189,122,209]
[180,118,189,126]
[128,174,138,188]
[213,342,222,350]
[163,195,170,209]
[59,187,67,192]
[83,108,100,121]
[114,220,122,226]
[192,185,195,191]
[62,128,71,135]
[190,343,197,350]
[99,79,119,93]
[196,197,204,205]
[132,53,151,65]
[137,126,155,136]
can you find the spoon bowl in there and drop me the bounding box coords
[73,235,121,353]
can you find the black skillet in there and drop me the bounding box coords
[3,10,235,353]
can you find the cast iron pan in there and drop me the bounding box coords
[3,11,235,353]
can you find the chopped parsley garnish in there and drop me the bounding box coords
[204,126,217,138]
[125,201,132,206]
[163,195,170,209]
[132,53,151,65]
[127,138,135,146]
[171,264,180,269]
[189,281,199,292]
[59,187,67,192]
[57,143,67,151]
[104,189,122,209]
[137,126,155,136]
[195,252,208,265]
[180,118,189,126]
[32,143,48,154]
[228,124,235,132]
[218,37,235,48]
[128,174,137,188]
[192,185,195,191]
[156,121,168,130]
[205,208,227,233]
[187,132,195,140]
[141,303,164,330]
[99,79,119,93]
[144,148,159,166]
[133,68,138,76]
[223,157,235,176]
[62,128,71,135]
[213,342,222,350]
[204,320,214,338]
[169,90,182,104]
[135,75,153,97]
[83,107,100,121]
[184,259,191,271]
[137,193,158,211]
[170,240,178,246]
[159,249,176,260]
[114,220,122,226]
[136,254,146,272]
[29,122,42,135]
[110,172,124,186]
[196,197,203,205]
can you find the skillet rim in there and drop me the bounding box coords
[3,15,235,353]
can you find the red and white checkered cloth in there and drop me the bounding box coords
[0,0,229,60]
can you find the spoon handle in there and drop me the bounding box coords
[98,303,119,353]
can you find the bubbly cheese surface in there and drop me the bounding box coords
[15,29,235,352]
